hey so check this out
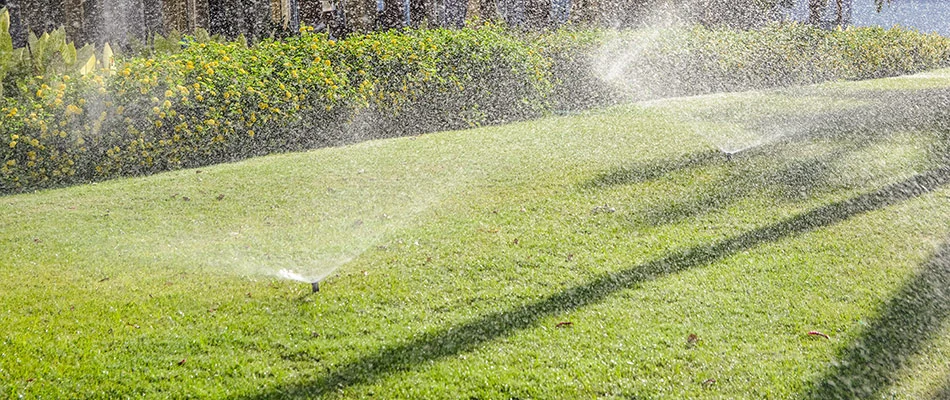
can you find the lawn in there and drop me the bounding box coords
[2,69,950,399]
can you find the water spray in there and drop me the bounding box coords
[278,269,324,294]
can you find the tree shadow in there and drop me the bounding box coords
[587,87,950,228]
[934,375,950,400]
[242,166,950,398]
[584,149,727,188]
[805,238,950,399]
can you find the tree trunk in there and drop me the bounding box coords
[62,0,84,42]
[142,0,165,35]
[807,0,825,26]
[524,0,549,29]
[380,0,404,29]
[466,0,496,22]
[342,0,377,33]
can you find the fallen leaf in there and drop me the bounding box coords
[98,277,110,282]
[178,358,186,366]
[216,194,225,201]
[687,333,700,346]
[808,330,830,339]
[195,170,202,174]
[555,321,573,328]
[182,196,191,202]
[702,378,716,388]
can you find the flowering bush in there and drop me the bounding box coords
[1,23,948,193]
[0,23,550,193]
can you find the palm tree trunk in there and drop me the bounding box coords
[807,0,825,26]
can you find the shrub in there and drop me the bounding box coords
[544,23,950,111]
[2,22,949,193]
[0,23,551,193]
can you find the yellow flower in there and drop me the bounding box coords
[65,104,82,116]
[5,160,14,166]
[165,90,174,98]
[9,141,16,148]
[247,130,255,137]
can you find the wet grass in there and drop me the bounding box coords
[2,69,950,398]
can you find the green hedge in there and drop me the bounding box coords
[546,23,950,110]
[2,22,949,193]
[0,23,550,192]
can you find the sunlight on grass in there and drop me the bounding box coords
[2,69,950,398]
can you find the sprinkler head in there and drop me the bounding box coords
[724,152,733,161]
[311,281,320,293]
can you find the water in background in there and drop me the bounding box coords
[852,0,950,37]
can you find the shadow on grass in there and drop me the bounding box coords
[934,376,950,400]
[633,151,846,227]
[587,88,950,228]
[585,149,727,188]
[805,239,950,399]
[244,167,950,398]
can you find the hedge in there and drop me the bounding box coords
[546,23,950,110]
[2,22,949,193]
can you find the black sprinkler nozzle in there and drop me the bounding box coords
[312,281,320,293]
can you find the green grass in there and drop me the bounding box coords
[3,69,950,399]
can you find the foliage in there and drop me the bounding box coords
[544,23,950,111]
[1,21,949,193]
[0,8,13,97]
[0,8,114,98]
[0,23,550,193]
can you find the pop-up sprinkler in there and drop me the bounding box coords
[311,281,320,293]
